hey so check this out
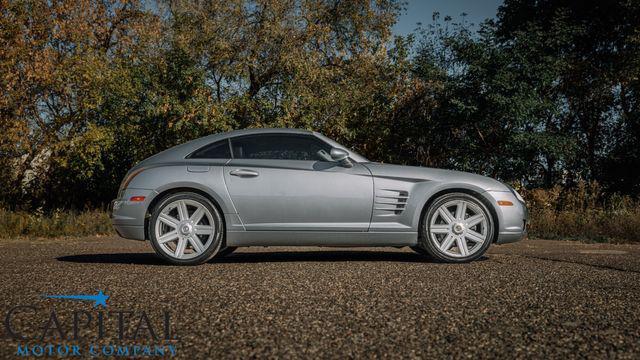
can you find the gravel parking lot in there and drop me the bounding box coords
[1,236,639,358]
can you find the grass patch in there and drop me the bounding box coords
[1,181,638,243]
[0,209,113,239]
[528,208,640,243]
[522,181,640,243]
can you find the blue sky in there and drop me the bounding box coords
[393,0,503,36]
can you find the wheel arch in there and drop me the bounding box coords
[415,187,500,243]
[144,186,227,241]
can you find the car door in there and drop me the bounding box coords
[224,133,373,231]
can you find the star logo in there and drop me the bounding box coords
[43,290,109,308]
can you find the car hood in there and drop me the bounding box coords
[362,163,510,192]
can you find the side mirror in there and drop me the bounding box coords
[330,148,349,161]
[330,148,352,167]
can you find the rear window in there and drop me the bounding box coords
[189,139,231,159]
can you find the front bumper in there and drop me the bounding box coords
[484,190,528,244]
[111,188,156,241]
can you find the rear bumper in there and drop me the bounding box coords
[113,224,146,240]
[111,188,156,241]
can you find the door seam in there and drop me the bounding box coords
[222,159,246,231]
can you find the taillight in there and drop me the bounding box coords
[118,167,145,194]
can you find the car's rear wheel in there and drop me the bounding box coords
[149,192,224,265]
[216,246,237,258]
[415,192,494,263]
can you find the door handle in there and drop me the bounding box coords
[229,169,259,178]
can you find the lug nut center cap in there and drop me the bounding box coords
[180,223,193,235]
[452,223,464,234]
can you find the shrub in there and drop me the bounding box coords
[521,181,640,243]
[0,181,638,243]
[0,208,113,239]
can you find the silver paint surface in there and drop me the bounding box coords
[112,128,528,246]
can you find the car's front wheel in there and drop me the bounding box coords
[415,192,495,262]
[149,192,224,265]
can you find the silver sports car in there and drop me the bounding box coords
[112,128,527,265]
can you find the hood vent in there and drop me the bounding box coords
[374,189,409,215]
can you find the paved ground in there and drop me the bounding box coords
[1,236,639,359]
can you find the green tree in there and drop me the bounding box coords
[495,0,640,191]
[406,1,640,192]
[400,13,575,186]
[167,0,405,151]
[0,0,161,209]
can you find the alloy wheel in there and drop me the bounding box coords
[428,199,489,258]
[154,199,216,260]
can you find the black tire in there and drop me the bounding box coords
[410,245,431,257]
[215,246,237,258]
[415,192,495,263]
[148,192,225,265]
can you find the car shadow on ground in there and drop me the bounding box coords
[57,251,489,266]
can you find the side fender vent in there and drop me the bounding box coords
[374,189,409,215]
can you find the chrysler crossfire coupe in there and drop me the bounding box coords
[112,128,527,265]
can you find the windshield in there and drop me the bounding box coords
[313,132,370,163]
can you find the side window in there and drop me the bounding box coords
[189,139,231,159]
[230,134,332,161]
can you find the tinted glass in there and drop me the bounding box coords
[230,134,332,161]
[189,139,231,159]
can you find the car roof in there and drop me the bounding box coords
[134,128,321,168]
[224,128,313,137]
[195,128,315,145]
[195,128,317,148]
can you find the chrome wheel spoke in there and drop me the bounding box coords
[466,214,484,227]
[159,213,179,228]
[189,236,205,254]
[439,234,456,251]
[157,230,178,244]
[174,237,187,258]
[438,208,455,224]
[456,236,469,256]
[194,225,213,235]
[176,200,189,221]
[466,229,485,243]
[455,201,467,220]
[430,224,449,234]
[190,206,205,224]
